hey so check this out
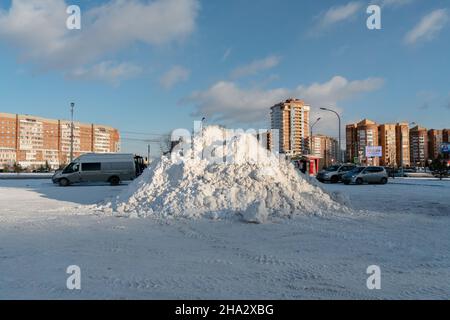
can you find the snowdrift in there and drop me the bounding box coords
[97,126,350,222]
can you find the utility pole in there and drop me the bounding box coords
[70,102,75,162]
[310,118,321,156]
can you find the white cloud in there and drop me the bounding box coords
[313,1,363,31]
[222,47,232,62]
[184,76,384,124]
[230,55,281,79]
[404,9,449,45]
[377,0,415,8]
[160,66,190,89]
[67,61,143,86]
[0,0,200,81]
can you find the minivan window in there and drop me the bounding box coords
[81,163,101,171]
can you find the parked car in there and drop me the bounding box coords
[342,166,388,185]
[316,164,356,183]
[52,153,141,187]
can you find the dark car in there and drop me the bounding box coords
[316,164,356,183]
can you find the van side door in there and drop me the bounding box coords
[80,162,102,182]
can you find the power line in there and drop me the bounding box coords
[121,130,168,137]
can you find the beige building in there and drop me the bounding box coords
[311,134,338,168]
[409,125,428,167]
[0,112,120,170]
[270,99,310,156]
[378,124,397,167]
[395,122,410,167]
[346,119,380,166]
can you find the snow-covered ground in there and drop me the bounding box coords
[0,178,449,299]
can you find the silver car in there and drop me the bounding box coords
[342,166,388,185]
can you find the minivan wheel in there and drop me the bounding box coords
[355,178,363,185]
[110,176,120,186]
[59,178,70,187]
[330,176,339,184]
[381,177,388,185]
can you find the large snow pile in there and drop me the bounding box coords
[97,126,350,222]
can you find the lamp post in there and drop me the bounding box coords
[201,117,206,160]
[70,102,75,162]
[320,107,341,163]
[309,117,321,156]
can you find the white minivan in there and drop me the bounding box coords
[52,153,141,186]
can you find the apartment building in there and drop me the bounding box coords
[270,99,310,156]
[0,113,17,170]
[0,112,120,170]
[311,134,338,168]
[395,122,410,167]
[378,124,397,167]
[444,129,449,143]
[345,119,380,166]
[409,125,428,167]
[345,123,357,163]
[428,129,444,160]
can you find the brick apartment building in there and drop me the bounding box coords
[378,124,397,167]
[395,122,410,167]
[346,120,411,167]
[270,99,310,156]
[409,125,428,167]
[345,119,380,166]
[428,129,444,160]
[311,134,338,168]
[0,112,120,170]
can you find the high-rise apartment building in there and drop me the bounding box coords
[311,134,338,168]
[428,129,443,160]
[378,124,397,167]
[0,112,120,170]
[345,119,380,166]
[345,123,357,163]
[409,125,428,166]
[444,129,449,143]
[270,99,310,156]
[395,122,410,167]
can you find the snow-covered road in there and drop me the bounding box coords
[0,179,449,299]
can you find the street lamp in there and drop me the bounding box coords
[309,117,321,155]
[70,102,75,162]
[320,107,341,163]
[201,117,206,160]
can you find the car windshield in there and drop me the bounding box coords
[325,165,341,172]
[62,162,79,174]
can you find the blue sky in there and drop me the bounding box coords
[0,0,449,155]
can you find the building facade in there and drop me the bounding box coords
[0,112,120,170]
[345,123,357,163]
[444,129,449,143]
[428,129,443,160]
[395,122,411,167]
[270,99,310,156]
[409,125,428,167]
[311,134,338,168]
[378,124,397,167]
[345,119,380,166]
